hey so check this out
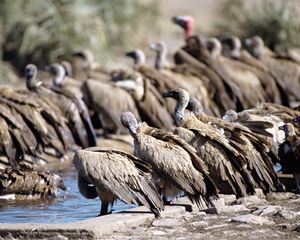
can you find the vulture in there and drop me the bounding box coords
[121,111,218,208]
[113,70,174,130]
[173,35,244,114]
[278,123,300,192]
[221,36,285,105]
[149,41,220,117]
[206,37,266,109]
[0,168,66,200]
[185,96,281,192]
[72,49,111,82]
[82,77,141,135]
[45,63,83,98]
[73,147,164,217]
[172,15,195,40]
[25,64,96,149]
[163,88,260,195]
[245,36,300,104]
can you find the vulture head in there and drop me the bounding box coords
[126,49,146,66]
[163,88,190,124]
[172,15,194,39]
[221,36,241,59]
[206,38,222,60]
[149,41,167,69]
[44,63,66,86]
[279,123,296,138]
[121,111,139,135]
[72,49,95,70]
[244,36,265,59]
[25,64,42,90]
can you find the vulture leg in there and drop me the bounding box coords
[294,173,300,193]
[99,202,109,216]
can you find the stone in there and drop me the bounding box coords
[190,221,209,228]
[218,194,237,204]
[212,197,226,208]
[152,218,183,227]
[266,192,296,201]
[206,205,249,214]
[252,205,282,216]
[152,230,167,236]
[234,195,268,207]
[254,188,266,199]
[231,214,275,225]
[275,210,300,220]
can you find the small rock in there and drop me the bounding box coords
[252,205,282,216]
[152,218,183,227]
[266,192,296,201]
[275,210,300,220]
[212,198,225,208]
[231,214,274,225]
[206,205,249,214]
[194,211,207,217]
[152,230,167,236]
[254,188,266,199]
[218,194,237,204]
[190,221,209,228]
[234,195,268,207]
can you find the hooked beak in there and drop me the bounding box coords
[278,125,285,131]
[172,16,187,29]
[162,90,173,98]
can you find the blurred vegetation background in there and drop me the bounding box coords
[215,0,300,51]
[0,0,160,83]
[1,0,300,85]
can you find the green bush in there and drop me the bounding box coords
[215,0,300,51]
[0,0,160,74]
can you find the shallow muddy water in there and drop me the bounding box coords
[0,168,136,224]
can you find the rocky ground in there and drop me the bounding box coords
[104,191,300,240]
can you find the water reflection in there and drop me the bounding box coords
[0,168,137,223]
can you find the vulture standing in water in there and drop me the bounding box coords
[163,89,259,196]
[73,147,164,217]
[121,111,218,208]
[0,168,66,200]
[149,41,220,117]
[278,123,300,192]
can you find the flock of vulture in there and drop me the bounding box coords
[1,15,300,218]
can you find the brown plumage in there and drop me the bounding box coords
[0,168,66,199]
[149,42,221,117]
[83,78,141,135]
[221,36,285,105]
[246,36,300,104]
[113,70,174,130]
[121,111,218,208]
[186,97,280,192]
[25,64,96,149]
[206,38,267,109]
[173,37,242,114]
[73,147,164,217]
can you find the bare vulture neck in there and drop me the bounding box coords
[155,46,167,70]
[174,93,190,125]
[53,65,67,86]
